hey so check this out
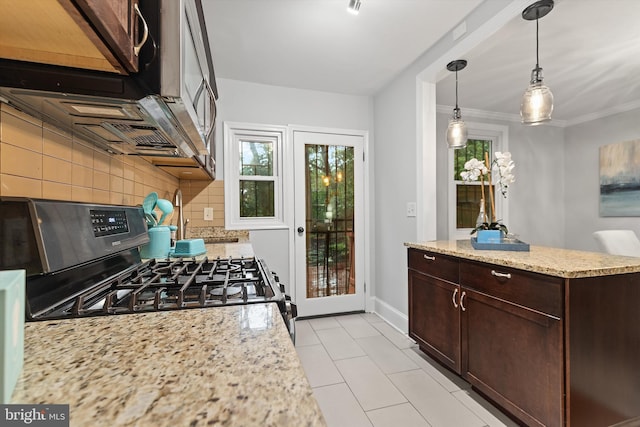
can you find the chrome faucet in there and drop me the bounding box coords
[174,189,184,240]
[183,218,190,239]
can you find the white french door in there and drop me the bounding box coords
[293,129,365,317]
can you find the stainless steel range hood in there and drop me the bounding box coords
[0,87,203,158]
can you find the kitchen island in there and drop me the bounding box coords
[10,242,325,427]
[406,239,640,278]
[406,240,640,427]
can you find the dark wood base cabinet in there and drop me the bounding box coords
[408,247,640,427]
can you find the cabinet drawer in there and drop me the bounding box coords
[408,249,459,283]
[460,261,563,318]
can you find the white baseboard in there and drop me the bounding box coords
[371,297,408,334]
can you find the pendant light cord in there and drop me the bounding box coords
[455,69,459,110]
[536,17,540,68]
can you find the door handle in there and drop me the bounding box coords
[460,291,466,312]
[133,3,149,56]
[297,227,304,234]
[452,288,459,308]
[206,82,217,144]
[193,79,206,114]
[491,270,512,279]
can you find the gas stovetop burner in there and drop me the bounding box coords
[26,255,281,320]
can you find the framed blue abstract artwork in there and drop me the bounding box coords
[599,139,640,216]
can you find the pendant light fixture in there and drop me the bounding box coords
[347,0,362,15]
[446,59,468,149]
[520,0,554,125]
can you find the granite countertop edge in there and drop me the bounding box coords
[405,240,640,278]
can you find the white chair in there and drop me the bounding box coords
[592,230,640,257]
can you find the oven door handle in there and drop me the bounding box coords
[289,316,296,345]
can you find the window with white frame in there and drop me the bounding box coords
[448,123,509,240]
[224,122,287,229]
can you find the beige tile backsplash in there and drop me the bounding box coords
[0,102,225,229]
[180,179,225,228]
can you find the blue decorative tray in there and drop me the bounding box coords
[470,237,530,252]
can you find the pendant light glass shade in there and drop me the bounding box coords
[520,0,554,125]
[521,67,553,125]
[445,60,468,149]
[446,109,468,148]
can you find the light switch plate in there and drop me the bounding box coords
[406,202,417,217]
[0,270,25,404]
[204,207,214,221]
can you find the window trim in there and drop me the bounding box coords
[224,122,288,230]
[448,122,509,240]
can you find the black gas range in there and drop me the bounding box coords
[0,198,295,340]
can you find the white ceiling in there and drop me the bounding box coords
[436,0,640,125]
[203,0,640,125]
[203,0,482,95]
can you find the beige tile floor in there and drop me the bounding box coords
[295,313,519,427]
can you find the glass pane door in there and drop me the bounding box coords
[304,144,355,298]
[294,130,364,317]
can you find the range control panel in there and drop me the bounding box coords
[90,209,129,237]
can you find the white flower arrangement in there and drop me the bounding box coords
[493,151,516,198]
[460,151,516,234]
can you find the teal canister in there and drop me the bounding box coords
[140,226,171,259]
[0,269,25,404]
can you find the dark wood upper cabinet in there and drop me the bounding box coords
[68,0,143,73]
[0,0,146,74]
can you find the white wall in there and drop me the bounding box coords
[214,78,373,297]
[564,107,640,252]
[372,65,422,327]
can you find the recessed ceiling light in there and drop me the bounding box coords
[347,0,361,15]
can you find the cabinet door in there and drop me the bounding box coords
[70,0,143,73]
[0,0,142,74]
[461,288,563,427]
[408,271,461,373]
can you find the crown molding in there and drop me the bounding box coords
[438,100,640,129]
[565,99,640,127]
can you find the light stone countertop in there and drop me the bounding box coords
[406,240,640,278]
[11,304,325,427]
[11,242,325,426]
[145,243,254,261]
[203,242,254,259]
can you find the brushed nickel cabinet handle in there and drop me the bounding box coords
[491,270,512,279]
[460,291,466,311]
[134,3,149,56]
[452,288,459,308]
[423,254,435,261]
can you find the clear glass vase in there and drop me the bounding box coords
[475,201,485,227]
